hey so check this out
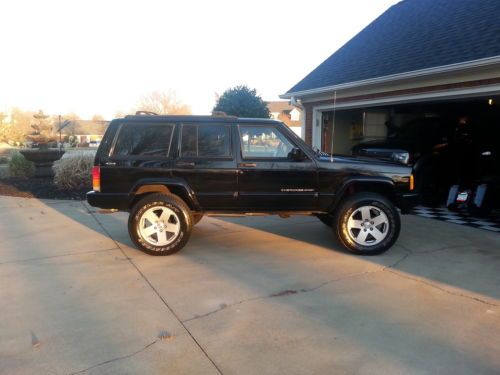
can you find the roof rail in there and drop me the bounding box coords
[135,111,158,116]
[212,111,229,117]
[212,111,238,119]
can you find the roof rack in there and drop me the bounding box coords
[211,111,238,119]
[135,111,158,116]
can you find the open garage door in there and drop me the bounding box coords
[320,96,499,210]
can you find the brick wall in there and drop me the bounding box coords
[304,103,313,145]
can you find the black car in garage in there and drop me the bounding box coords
[352,110,500,211]
[352,117,454,204]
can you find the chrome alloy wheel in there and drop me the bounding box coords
[347,205,389,246]
[138,206,181,247]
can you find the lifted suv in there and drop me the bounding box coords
[87,114,418,256]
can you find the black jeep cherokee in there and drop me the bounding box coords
[87,114,418,256]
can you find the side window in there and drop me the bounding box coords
[239,125,294,158]
[113,123,174,157]
[180,125,198,157]
[180,124,231,157]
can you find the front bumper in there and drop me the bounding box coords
[86,191,130,211]
[397,192,420,214]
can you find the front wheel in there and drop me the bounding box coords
[128,193,193,256]
[335,192,401,255]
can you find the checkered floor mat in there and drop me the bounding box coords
[410,206,500,233]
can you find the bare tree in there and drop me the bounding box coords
[91,114,105,122]
[11,107,36,131]
[136,90,191,115]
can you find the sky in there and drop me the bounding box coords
[0,0,399,120]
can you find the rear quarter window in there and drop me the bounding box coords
[96,122,119,158]
[113,123,174,157]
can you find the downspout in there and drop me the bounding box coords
[289,96,305,139]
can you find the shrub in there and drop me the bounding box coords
[9,152,34,178]
[0,124,25,145]
[53,152,95,189]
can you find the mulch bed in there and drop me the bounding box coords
[0,177,88,200]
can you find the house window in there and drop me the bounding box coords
[363,112,388,139]
[290,108,301,122]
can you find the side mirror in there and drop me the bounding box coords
[289,147,306,161]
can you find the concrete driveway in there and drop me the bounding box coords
[1,195,499,375]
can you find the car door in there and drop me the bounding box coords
[173,122,238,210]
[236,123,318,211]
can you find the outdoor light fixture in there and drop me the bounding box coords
[488,98,494,106]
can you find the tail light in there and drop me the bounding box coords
[92,166,101,192]
[409,174,414,191]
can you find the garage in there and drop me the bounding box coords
[281,0,500,215]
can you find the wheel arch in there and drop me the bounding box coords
[129,179,201,211]
[329,178,397,213]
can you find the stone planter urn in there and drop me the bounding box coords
[20,110,65,177]
[19,148,65,178]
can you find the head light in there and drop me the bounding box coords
[391,151,410,164]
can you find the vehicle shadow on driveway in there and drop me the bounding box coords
[80,203,500,306]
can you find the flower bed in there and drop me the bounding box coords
[0,149,95,200]
[0,177,88,200]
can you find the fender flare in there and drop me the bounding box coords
[129,178,201,211]
[328,176,396,212]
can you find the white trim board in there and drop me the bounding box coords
[310,84,500,112]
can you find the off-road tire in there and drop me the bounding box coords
[335,192,400,255]
[128,193,193,256]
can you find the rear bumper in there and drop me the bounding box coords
[86,191,130,211]
[397,192,420,214]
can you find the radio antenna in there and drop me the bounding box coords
[330,91,337,162]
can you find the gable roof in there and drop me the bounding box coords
[286,0,500,95]
[267,101,293,113]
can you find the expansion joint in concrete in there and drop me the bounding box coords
[83,203,224,375]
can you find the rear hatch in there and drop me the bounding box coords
[92,121,120,192]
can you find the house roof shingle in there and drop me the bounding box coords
[286,0,500,94]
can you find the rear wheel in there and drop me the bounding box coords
[128,193,193,256]
[335,192,400,255]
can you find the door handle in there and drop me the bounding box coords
[238,163,257,167]
[177,161,195,167]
